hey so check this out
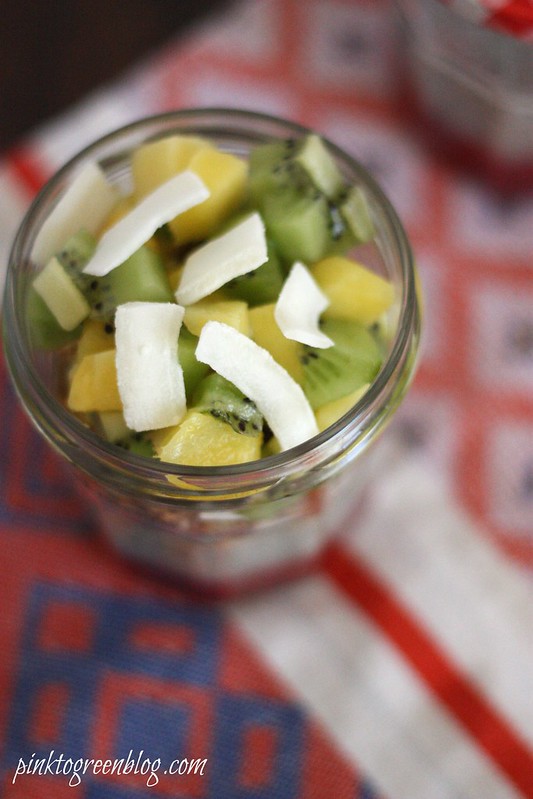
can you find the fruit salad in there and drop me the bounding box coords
[28,131,396,469]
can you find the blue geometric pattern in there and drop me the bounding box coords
[0,584,255,796]
[210,695,305,798]
[114,698,191,767]
[3,584,218,784]
[1,580,380,798]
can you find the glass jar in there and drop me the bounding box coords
[395,0,533,193]
[3,109,421,596]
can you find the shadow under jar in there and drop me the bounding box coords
[3,108,421,597]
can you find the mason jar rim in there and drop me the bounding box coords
[3,107,419,498]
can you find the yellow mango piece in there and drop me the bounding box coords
[315,384,370,431]
[132,135,212,199]
[156,410,262,467]
[184,299,250,337]
[75,319,115,362]
[168,149,248,244]
[67,349,122,412]
[249,304,303,384]
[311,256,395,326]
[261,435,281,458]
[167,265,183,292]
[98,195,135,235]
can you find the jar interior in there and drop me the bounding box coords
[5,110,418,495]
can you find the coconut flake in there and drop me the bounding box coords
[275,261,333,348]
[175,212,267,306]
[196,321,319,451]
[115,302,186,432]
[83,170,209,277]
[31,162,119,266]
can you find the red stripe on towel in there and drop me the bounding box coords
[322,543,533,798]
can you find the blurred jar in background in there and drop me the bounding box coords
[395,0,533,193]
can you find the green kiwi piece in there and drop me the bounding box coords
[33,230,173,325]
[56,228,98,287]
[301,318,383,410]
[89,245,174,322]
[27,228,96,349]
[249,135,376,263]
[28,231,175,342]
[91,411,154,458]
[260,188,332,265]
[293,133,345,198]
[224,236,285,305]
[26,288,82,349]
[249,135,345,200]
[178,326,211,400]
[249,138,350,264]
[115,432,156,458]
[339,185,375,244]
[192,373,263,436]
[208,210,286,304]
[248,139,303,201]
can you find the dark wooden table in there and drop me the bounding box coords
[0,0,229,150]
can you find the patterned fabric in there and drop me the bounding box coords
[443,0,533,37]
[0,2,532,798]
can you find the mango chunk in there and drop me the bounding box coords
[132,135,212,199]
[168,149,248,244]
[249,303,303,384]
[184,299,250,337]
[67,349,122,412]
[98,195,135,235]
[311,256,394,326]
[75,319,115,362]
[155,410,262,467]
[315,384,370,431]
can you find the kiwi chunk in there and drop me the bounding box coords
[178,326,211,400]
[27,288,82,349]
[38,230,173,324]
[55,228,100,305]
[192,373,263,436]
[27,228,97,349]
[91,410,154,458]
[115,432,155,458]
[301,318,383,410]
[339,185,375,244]
[249,138,346,264]
[56,229,98,287]
[224,237,285,306]
[248,139,303,200]
[88,245,173,322]
[249,135,375,264]
[294,133,344,198]
[261,188,332,265]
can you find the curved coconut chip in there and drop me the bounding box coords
[175,212,268,306]
[275,261,333,348]
[196,320,319,451]
[83,170,209,277]
[31,161,119,267]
